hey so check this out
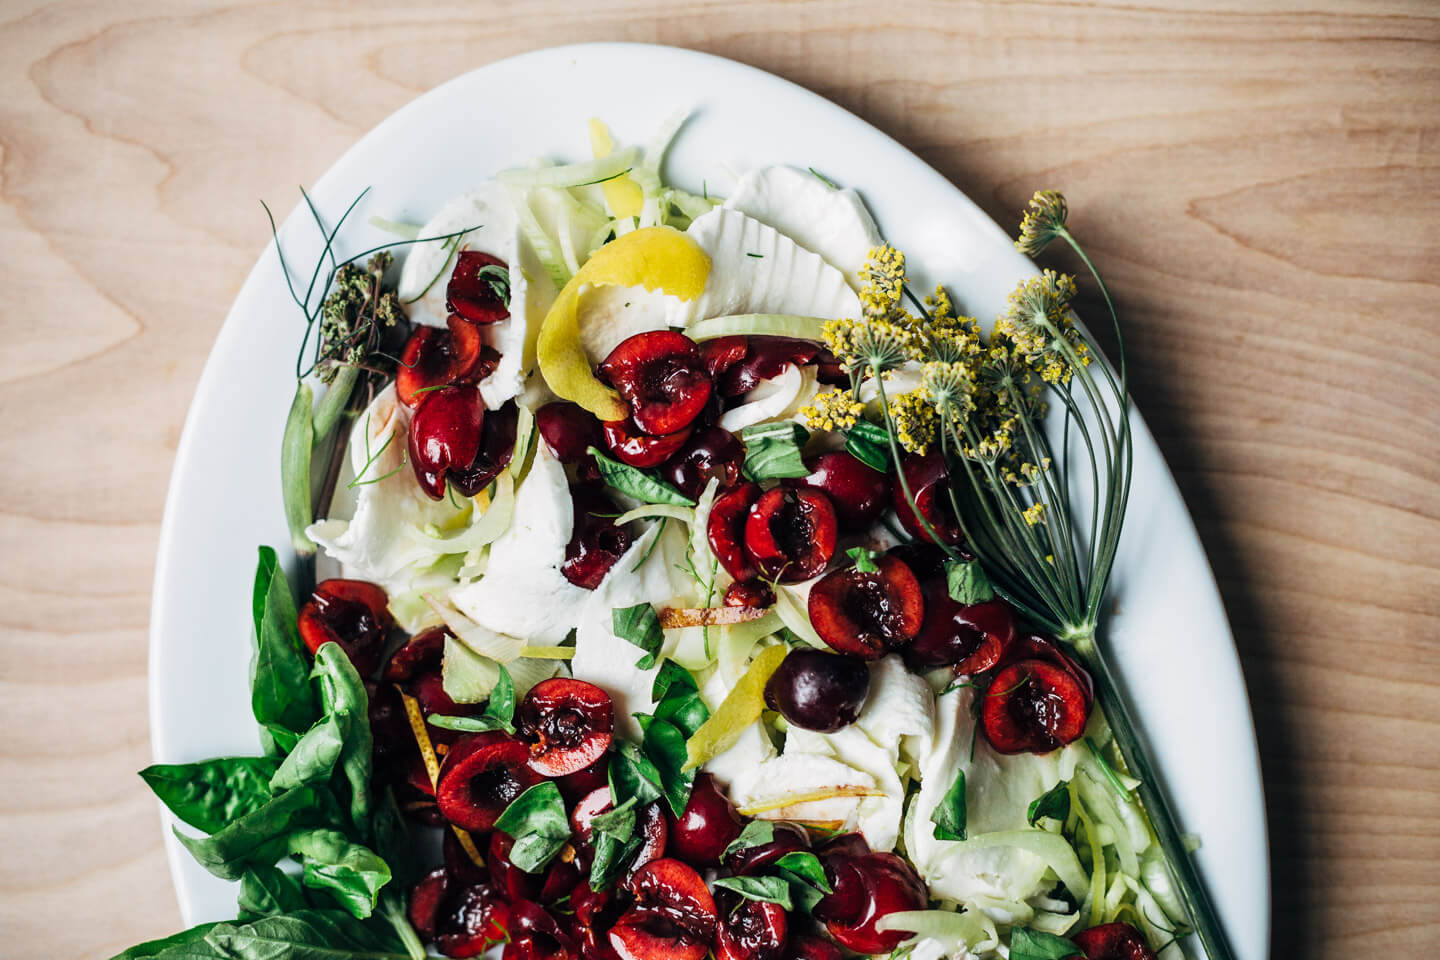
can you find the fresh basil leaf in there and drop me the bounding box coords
[775,851,832,893]
[175,785,331,881]
[1009,927,1084,960]
[740,422,811,481]
[485,664,516,728]
[251,546,319,755]
[426,714,511,733]
[846,546,879,573]
[494,782,570,873]
[197,909,408,960]
[651,659,698,702]
[588,447,695,506]
[139,756,279,834]
[369,788,418,890]
[945,558,995,604]
[587,797,641,892]
[237,864,310,919]
[638,715,694,818]
[651,662,709,738]
[111,922,225,959]
[931,769,967,841]
[845,419,891,472]
[608,741,663,808]
[1028,780,1072,827]
[476,264,511,306]
[722,819,775,859]
[613,603,664,670]
[712,875,793,910]
[286,829,391,919]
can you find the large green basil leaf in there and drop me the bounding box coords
[175,785,328,881]
[139,756,279,835]
[638,715,693,818]
[237,864,310,919]
[286,829,392,920]
[109,923,224,959]
[134,909,410,960]
[493,782,570,874]
[251,546,318,755]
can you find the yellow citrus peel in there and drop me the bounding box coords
[400,688,486,870]
[736,785,886,817]
[683,643,787,771]
[588,119,645,218]
[517,645,577,660]
[537,225,710,421]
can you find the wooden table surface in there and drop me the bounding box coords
[2,1,1436,957]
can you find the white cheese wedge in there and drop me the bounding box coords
[725,165,883,284]
[668,208,862,326]
[448,444,586,644]
[571,521,690,740]
[396,185,550,409]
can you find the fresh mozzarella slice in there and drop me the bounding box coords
[784,725,908,853]
[575,284,678,362]
[571,521,690,740]
[857,654,937,765]
[725,165,882,284]
[448,444,587,644]
[727,752,878,830]
[668,208,862,326]
[396,185,547,409]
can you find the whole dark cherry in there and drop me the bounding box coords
[713,890,787,960]
[1072,922,1159,960]
[435,731,542,832]
[787,451,891,531]
[448,400,519,497]
[893,452,965,545]
[562,485,634,589]
[537,401,604,465]
[447,251,511,324]
[661,425,746,500]
[602,418,692,469]
[517,678,615,776]
[744,487,838,582]
[600,330,713,436]
[808,555,925,659]
[409,384,485,499]
[297,578,392,676]
[665,772,743,866]
[764,648,871,732]
[609,859,717,960]
[724,578,776,609]
[813,851,928,954]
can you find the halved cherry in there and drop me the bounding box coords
[661,425,745,500]
[408,870,512,958]
[724,821,810,877]
[708,483,761,580]
[813,852,927,955]
[609,859,717,960]
[808,555,925,659]
[904,580,1018,676]
[1072,922,1158,960]
[717,336,823,397]
[505,900,577,960]
[490,831,580,906]
[893,453,965,545]
[699,336,748,379]
[744,487,838,582]
[519,678,615,776]
[407,867,450,941]
[537,401,604,465]
[410,384,485,499]
[981,659,1091,755]
[664,772,743,867]
[557,755,611,805]
[713,890,787,960]
[563,485,634,590]
[436,731,543,832]
[601,419,691,468]
[786,451,891,531]
[396,313,495,408]
[447,251,511,325]
[571,883,624,960]
[630,802,669,876]
[569,787,614,847]
[724,578,775,609]
[787,937,844,960]
[384,626,481,743]
[450,401,519,497]
[297,578,392,676]
[599,331,712,436]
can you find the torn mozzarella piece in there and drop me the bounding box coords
[725,165,883,284]
[575,284,677,362]
[857,654,937,765]
[698,668,778,790]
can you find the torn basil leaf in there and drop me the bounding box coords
[1009,927,1084,960]
[722,819,775,859]
[493,782,570,873]
[1028,780,1072,826]
[651,661,709,738]
[931,769,967,841]
[712,875,793,910]
[741,422,810,481]
[589,447,695,506]
[637,714,694,818]
[609,741,663,809]
[613,603,664,670]
[429,663,516,735]
[945,558,995,604]
[844,419,891,473]
[846,546,879,573]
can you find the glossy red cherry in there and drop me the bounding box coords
[447,251,511,325]
[505,900,577,960]
[630,801,669,876]
[1072,922,1158,960]
[905,586,1018,675]
[815,831,870,863]
[490,832,581,906]
[518,678,615,776]
[383,626,481,745]
[563,486,635,590]
[599,331,712,436]
[661,426,746,500]
[601,419,691,468]
[744,487,838,582]
[570,884,624,960]
[787,451,891,530]
[981,658,1091,754]
[709,483,761,580]
[724,821,810,877]
[408,867,449,941]
[449,401,519,497]
[765,648,871,732]
[665,772,743,866]
[537,401,604,465]
[557,755,611,805]
[724,578,776,609]
[396,314,497,408]
[409,384,485,499]
[716,336,824,397]
[436,731,543,832]
[893,453,965,545]
[569,787,613,847]
[408,869,512,958]
[699,336,748,379]
[297,578,392,676]
[809,555,925,659]
[786,936,844,960]
[609,859,717,960]
[713,891,787,960]
[814,852,928,954]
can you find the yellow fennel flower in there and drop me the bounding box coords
[1015,190,1069,256]
[801,390,865,431]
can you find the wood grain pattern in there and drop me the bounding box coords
[1,1,1435,956]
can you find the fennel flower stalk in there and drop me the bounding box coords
[852,206,1237,960]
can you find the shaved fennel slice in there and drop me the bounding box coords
[874,910,999,957]
[404,473,516,555]
[953,831,1090,911]
[689,313,827,342]
[424,593,525,664]
[510,186,570,288]
[718,364,812,432]
[774,582,823,648]
[614,504,696,526]
[499,148,639,188]
[642,108,691,181]
[368,216,420,240]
